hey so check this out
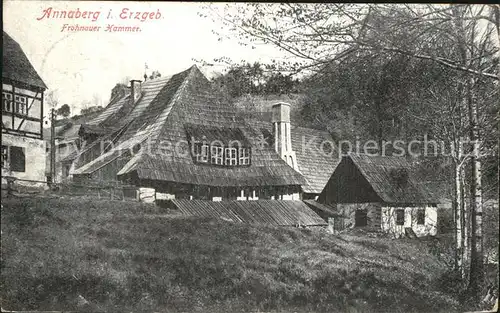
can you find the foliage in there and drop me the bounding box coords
[110,83,128,100]
[211,62,300,98]
[80,105,103,116]
[205,4,498,79]
[56,104,71,118]
[148,70,161,80]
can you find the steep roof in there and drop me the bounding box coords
[2,31,47,89]
[246,119,339,193]
[167,199,327,226]
[73,65,306,188]
[322,153,440,204]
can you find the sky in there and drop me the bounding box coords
[3,1,288,114]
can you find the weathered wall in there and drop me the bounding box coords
[381,206,438,238]
[45,139,80,183]
[1,133,46,184]
[336,203,382,231]
[137,185,302,203]
[90,154,131,182]
[138,187,156,203]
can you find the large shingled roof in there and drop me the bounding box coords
[2,31,47,89]
[72,65,306,188]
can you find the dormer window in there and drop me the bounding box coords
[194,143,209,163]
[225,147,237,166]
[239,147,250,165]
[211,145,224,165]
[185,124,252,167]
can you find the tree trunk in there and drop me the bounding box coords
[466,80,484,304]
[454,140,466,278]
[461,163,469,278]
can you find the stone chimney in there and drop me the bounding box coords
[272,102,298,171]
[130,79,142,105]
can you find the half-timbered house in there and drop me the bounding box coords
[2,31,47,184]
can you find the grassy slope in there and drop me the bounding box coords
[1,197,459,312]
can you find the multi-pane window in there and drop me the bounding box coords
[211,145,224,165]
[194,143,209,163]
[1,145,25,172]
[417,209,425,225]
[191,142,251,167]
[2,92,13,112]
[1,145,8,169]
[225,147,237,166]
[239,147,250,165]
[14,95,28,115]
[396,209,405,226]
[2,92,28,115]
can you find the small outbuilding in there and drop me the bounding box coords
[318,153,440,238]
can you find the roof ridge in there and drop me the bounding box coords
[148,66,195,144]
[120,66,197,172]
[3,31,47,89]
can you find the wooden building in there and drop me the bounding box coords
[43,109,104,183]
[70,65,337,201]
[318,154,440,238]
[2,31,47,185]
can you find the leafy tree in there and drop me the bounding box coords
[263,72,300,94]
[110,83,128,100]
[211,62,300,98]
[149,70,161,80]
[56,104,71,118]
[80,106,103,115]
[212,62,265,97]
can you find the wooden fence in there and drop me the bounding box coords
[1,176,139,201]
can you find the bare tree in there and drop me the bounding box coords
[206,3,499,305]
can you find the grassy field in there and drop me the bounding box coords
[1,197,461,312]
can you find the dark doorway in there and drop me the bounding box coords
[355,209,368,227]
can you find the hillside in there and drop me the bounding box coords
[1,197,459,312]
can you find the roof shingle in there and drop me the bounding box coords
[74,65,306,188]
[2,31,47,89]
[168,199,327,226]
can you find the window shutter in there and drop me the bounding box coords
[10,146,26,172]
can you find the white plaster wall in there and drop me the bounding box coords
[237,189,260,201]
[138,187,155,203]
[282,192,300,200]
[156,192,175,200]
[381,206,438,238]
[1,133,46,185]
